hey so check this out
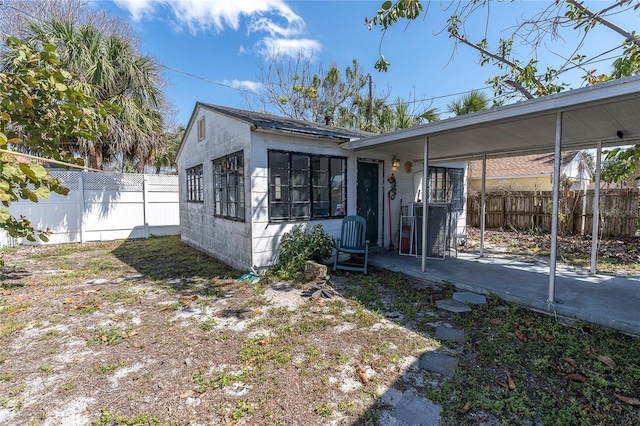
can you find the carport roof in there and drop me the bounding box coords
[342,75,640,163]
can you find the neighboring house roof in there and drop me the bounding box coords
[197,103,373,141]
[467,151,582,179]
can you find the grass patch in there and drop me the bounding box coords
[95,360,125,374]
[440,300,640,425]
[0,318,25,338]
[89,326,124,346]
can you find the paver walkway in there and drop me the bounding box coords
[382,291,487,425]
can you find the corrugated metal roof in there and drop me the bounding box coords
[197,103,373,141]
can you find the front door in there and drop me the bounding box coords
[357,161,379,245]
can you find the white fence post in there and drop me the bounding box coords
[78,172,86,243]
[143,174,150,238]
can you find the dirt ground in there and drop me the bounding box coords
[1,235,638,426]
[0,238,457,425]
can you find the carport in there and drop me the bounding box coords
[342,75,640,308]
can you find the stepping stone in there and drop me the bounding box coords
[435,326,465,343]
[453,291,487,305]
[379,388,442,426]
[419,352,459,378]
[436,299,472,313]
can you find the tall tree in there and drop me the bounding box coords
[23,19,165,171]
[0,37,107,246]
[367,1,640,99]
[250,52,369,124]
[367,0,640,178]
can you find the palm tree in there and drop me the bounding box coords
[152,125,183,174]
[447,90,490,116]
[25,19,165,171]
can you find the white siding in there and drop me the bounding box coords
[177,108,253,271]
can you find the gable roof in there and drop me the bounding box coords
[467,151,580,179]
[197,102,373,141]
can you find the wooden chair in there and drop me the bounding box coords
[333,215,369,274]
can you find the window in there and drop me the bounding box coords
[197,117,205,141]
[268,151,346,221]
[186,164,203,202]
[426,167,464,211]
[213,151,245,221]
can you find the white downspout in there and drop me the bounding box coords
[480,154,487,258]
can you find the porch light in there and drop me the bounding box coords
[392,157,400,168]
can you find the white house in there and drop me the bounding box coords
[176,103,467,271]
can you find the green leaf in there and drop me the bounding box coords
[39,233,49,243]
[381,1,393,11]
[34,186,51,199]
[29,163,48,179]
[0,207,10,222]
[55,82,67,91]
[0,180,10,192]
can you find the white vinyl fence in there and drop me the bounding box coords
[1,171,179,247]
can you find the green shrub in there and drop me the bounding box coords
[272,224,335,281]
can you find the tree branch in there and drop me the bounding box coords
[567,0,640,48]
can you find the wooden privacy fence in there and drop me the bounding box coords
[467,188,640,237]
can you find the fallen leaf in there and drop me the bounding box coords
[259,338,270,346]
[356,366,369,384]
[514,326,528,343]
[615,394,640,406]
[472,341,479,353]
[562,357,577,367]
[556,371,567,377]
[100,335,108,343]
[497,381,508,388]
[565,373,586,382]
[1,290,11,296]
[224,421,238,426]
[128,330,138,337]
[474,414,489,425]
[159,306,168,312]
[317,302,326,307]
[63,298,73,304]
[507,372,516,390]
[545,333,555,340]
[180,390,195,398]
[14,295,27,303]
[253,309,263,314]
[597,355,616,369]
[458,401,472,414]
[8,308,24,315]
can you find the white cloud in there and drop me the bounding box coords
[223,79,263,93]
[113,0,320,59]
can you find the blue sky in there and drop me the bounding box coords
[96,1,639,127]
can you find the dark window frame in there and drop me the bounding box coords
[268,150,347,221]
[213,151,245,222]
[186,164,204,203]
[427,166,464,211]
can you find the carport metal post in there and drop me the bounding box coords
[421,138,429,272]
[480,154,487,257]
[590,140,602,274]
[548,112,562,304]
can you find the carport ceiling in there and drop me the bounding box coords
[343,75,640,163]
